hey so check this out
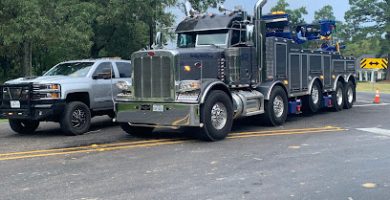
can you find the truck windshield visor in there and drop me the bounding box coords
[44,62,94,77]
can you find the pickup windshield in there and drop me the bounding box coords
[44,62,94,77]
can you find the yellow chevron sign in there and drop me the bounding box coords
[360,58,388,69]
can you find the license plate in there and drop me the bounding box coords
[153,104,164,112]
[10,101,21,109]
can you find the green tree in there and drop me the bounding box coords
[314,5,336,21]
[270,0,308,28]
[345,0,389,79]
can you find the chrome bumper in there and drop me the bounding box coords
[116,102,201,127]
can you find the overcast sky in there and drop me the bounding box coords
[172,0,350,23]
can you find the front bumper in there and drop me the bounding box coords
[0,100,66,121]
[116,102,201,127]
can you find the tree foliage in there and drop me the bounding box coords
[0,0,222,82]
[314,5,336,21]
[270,0,308,27]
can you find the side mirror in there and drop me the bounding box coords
[93,72,111,80]
[155,32,163,49]
[245,25,255,46]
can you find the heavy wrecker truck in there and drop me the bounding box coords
[114,0,356,141]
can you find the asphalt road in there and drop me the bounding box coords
[1,92,390,200]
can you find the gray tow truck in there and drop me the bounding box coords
[0,58,131,135]
[115,0,357,141]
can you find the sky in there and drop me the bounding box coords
[172,0,351,24]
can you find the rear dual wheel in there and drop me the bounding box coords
[303,81,323,113]
[332,82,345,112]
[263,86,288,126]
[344,81,356,109]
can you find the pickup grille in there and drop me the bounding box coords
[133,55,173,99]
[0,84,32,109]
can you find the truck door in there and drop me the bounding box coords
[91,62,115,110]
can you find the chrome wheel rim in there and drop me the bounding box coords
[211,102,227,130]
[71,108,87,128]
[273,96,284,118]
[347,87,353,103]
[311,87,319,104]
[337,88,343,106]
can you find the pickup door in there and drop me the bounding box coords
[91,61,132,110]
[91,62,116,110]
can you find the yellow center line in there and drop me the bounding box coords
[0,126,345,161]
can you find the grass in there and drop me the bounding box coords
[357,81,390,94]
[0,119,7,123]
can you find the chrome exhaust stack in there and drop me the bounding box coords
[254,0,267,83]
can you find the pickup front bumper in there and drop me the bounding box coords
[0,84,65,121]
[116,102,201,127]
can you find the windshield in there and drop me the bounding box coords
[44,62,94,77]
[177,31,228,48]
[197,33,228,46]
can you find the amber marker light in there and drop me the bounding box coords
[283,80,289,85]
[184,65,191,72]
[50,84,60,90]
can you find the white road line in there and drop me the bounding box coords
[357,128,390,137]
[354,103,390,107]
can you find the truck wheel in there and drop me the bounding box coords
[264,86,288,126]
[9,119,39,134]
[303,81,323,113]
[344,81,355,109]
[332,82,344,112]
[60,101,91,136]
[120,123,154,138]
[198,91,233,141]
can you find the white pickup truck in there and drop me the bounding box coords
[0,58,131,135]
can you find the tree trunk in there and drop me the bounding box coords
[23,42,32,77]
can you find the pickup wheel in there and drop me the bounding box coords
[344,81,355,109]
[198,91,233,141]
[9,119,39,134]
[264,86,288,126]
[303,81,323,113]
[60,101,91,136]
[120,123,154,138]
[332,82,344,112]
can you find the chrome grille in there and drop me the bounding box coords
[133,55,173,99]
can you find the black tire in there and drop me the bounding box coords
[60,101,91,136]
[303,81,323,113]
[120,123,154,138]
[198,90,233,141]
[332,82,344,112]
[344,81,356,109]
[9,119,39,134]
[264,86,288,126]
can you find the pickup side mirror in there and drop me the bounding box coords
[92,72,112,80]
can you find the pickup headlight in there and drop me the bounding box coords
[176,80,201,93]
[33,84,61,100]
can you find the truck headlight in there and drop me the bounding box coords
[176,91,200,102]
[116,81,132,92]
[176,80,201,93]
[32,84,61,100]
[116,81,133,98]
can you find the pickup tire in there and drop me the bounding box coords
[120,123,154,138]
[263,86,288,126]
[9,119,39,134]
[303,81,323,113]
[198,91,233,141]
[60,101,91,136]
[332,82,344,112]
[344,81,355,109]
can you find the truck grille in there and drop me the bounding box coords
[133,56,173,99]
